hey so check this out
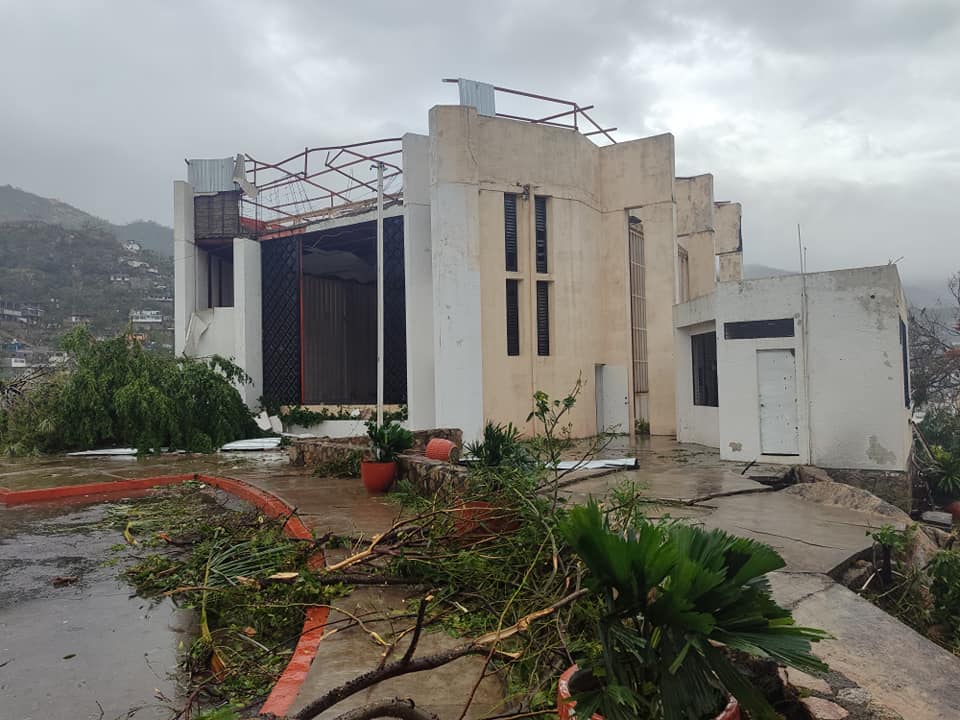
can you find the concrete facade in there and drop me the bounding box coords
[173,181,263,408]
[674,265,911,471]
[175,97,746,439]
[424,105,744,440]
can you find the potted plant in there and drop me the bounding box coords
[558,501,829,720]
[361,420,414,494]
[454,422,531,536]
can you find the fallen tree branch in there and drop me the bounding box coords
[330,698,439,720]
[293,588,590,720]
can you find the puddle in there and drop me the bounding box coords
[0,500,193,720]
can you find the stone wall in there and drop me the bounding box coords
[288,427,463,467]
[820,467,913,513]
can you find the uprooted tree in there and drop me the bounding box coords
[0,328,259,455]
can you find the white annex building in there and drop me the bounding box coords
[174,79,910,472]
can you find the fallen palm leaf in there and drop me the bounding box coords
[267,571,299,583]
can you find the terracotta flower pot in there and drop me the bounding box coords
[452,500,520,538]
[361,461,397,494]
[557,665,740,720]
[425,438,460,463]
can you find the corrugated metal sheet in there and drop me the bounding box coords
[188,157,236,193]
[458,78,496,117]
[302,275,377,404]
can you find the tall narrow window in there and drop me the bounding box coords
[691,332,718,407]
[506,279,520,356]
[504,193,518,272]
[536,281,550,356]
[534,196,548,273]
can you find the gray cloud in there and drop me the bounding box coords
[0,1,957,287]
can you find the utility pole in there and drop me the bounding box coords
[375,162,385,426]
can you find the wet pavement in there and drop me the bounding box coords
[0,500,193,720]
[3,437,960,718]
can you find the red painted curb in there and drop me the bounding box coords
[0,474,195,506]
[3,471,329,717]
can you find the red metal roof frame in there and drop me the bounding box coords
[241,82,617,239]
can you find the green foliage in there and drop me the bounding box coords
[920,408,960,455]
[0,218,175,339]
[116,485,347,707]
[561,501,828,720]
[930,549,960,641]
[365,420,414,462]
[931,445,960,496]
[0,328,258,454]
[314,448,363,478]
[866,524,910,553]
[635,418,651,435]
[465,421,530,468]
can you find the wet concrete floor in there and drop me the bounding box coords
[0,500,192,720]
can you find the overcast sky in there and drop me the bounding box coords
[1,1,958,288]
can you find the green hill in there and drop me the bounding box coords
[0,185,173,257]
[0,220,174,355]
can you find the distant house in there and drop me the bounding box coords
[110,274,132,284]
[67,314,91,326]
[125,259,148,269]
[123,241,142,253]
[130,309,163,326]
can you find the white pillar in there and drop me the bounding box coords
[402,133,436,429]
[233,237,263,408]
[173,181,195,356]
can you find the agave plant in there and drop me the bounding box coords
[464,421,529,468]
[561,502,829,720]
[365,420,414,462]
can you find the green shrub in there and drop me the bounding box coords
[0,328,258,454]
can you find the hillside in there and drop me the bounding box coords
[0,220,174,363]
[0,185,173,257]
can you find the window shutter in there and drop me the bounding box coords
[536,281,550,356]
[504,193,518,272]
[506,279,520,356]
[535,196,548,273]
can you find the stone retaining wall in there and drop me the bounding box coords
[288,428,462,467]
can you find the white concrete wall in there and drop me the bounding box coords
[427,105,681,440]
[173,181,195,356]
[173,182,264,409]
[673,292,719,447]
[802,266,911,471]
[675,176,716,300]
[429,108,484,440]
[715,275,809,464]
[233,237,263,407]
[402,133,436,430]
[675,266,911,470]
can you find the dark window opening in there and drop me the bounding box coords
[692,332,718,407]
[536,281,550,356]
[506,279,520,356]
[535,196,548,273]
[900,317,910,407]
[205,245,234,308]
[724,318,795,340]
[504,193,518,272]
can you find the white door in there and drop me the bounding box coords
[595,364,629,434]
[757,349,799,455]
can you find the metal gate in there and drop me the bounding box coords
[261,235,302,406]
[628,218,649,422]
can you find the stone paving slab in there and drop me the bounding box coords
[770,571,960,720]
[287,586,504,720]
